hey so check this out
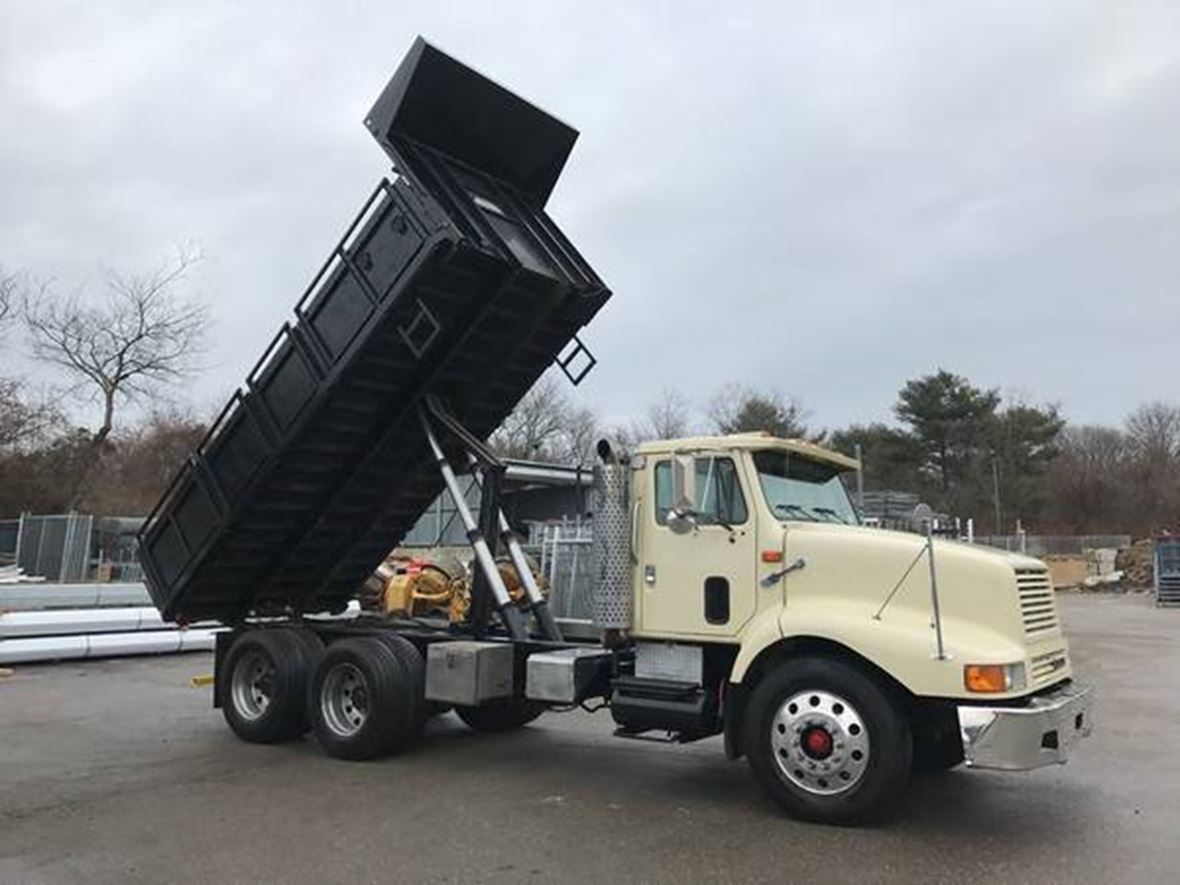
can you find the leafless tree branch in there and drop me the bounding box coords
[0,377,62,451]
[490,374,602,464]
[0,267,16,330]
[22,248,210,450]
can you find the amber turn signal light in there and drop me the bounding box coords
[965,665,1006,693]
[761,550,783,563]
[964,664,1016,693]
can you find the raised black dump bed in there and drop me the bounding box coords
[139,39,610,624]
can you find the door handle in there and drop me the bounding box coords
[760,556,806,588]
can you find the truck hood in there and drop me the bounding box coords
[840,523,1043,571]
[784,520,1053,650]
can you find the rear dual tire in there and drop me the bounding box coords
[220,628,322,743]
[310,634,427,760]
[221,628,428,761]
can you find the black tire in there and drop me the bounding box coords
[372,633,427,740]
[289,627,326,661]
[742,656,912,825]
[310,636,414,760]
[219,629,315,743]
[455,700,544,733]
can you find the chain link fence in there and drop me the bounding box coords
[532,521,595,620]
[974,535,1132,556]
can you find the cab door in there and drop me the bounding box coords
[638,454,757,637]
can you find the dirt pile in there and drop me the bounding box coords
[1115,540,1154,590]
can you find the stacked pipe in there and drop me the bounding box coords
[0,605,218,665]
[0,581,152,611]
[0,594,363,664]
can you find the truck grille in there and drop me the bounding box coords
[1031,649,1069,686]
[1017,569,1060,637]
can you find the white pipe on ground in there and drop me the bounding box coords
[0,607,167,638]
[0,599,362,664]
[0,628,218,664]
[0,583,152,611]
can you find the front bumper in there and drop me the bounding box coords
[957,682,1093,770]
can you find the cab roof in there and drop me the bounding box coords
[634,432,860,472]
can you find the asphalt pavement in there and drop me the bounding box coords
[1,593,1175,884]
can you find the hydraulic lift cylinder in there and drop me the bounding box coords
[421,414,528,640]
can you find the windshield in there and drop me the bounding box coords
[752,449,859,525]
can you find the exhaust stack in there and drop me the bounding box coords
[592,440,633,644]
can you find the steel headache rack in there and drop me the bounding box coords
[138,38,610,625]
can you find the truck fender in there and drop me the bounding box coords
[723,634,913,761]
[729,606,785,684]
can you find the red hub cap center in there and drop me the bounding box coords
[802,726,834,760]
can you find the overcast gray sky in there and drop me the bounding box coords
[2,1,1177,433]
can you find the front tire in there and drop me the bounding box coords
[742,656,912,824]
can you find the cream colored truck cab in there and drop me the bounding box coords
[620,432,1092,822]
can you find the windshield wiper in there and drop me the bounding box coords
[811,506,849,525]
[773,503,813,521]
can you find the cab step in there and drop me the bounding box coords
[610,675,719,740]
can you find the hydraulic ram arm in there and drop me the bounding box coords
[420,408,529,641]
[466,456,563,642]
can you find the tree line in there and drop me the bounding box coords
[492,370,1179,537]
[2,259,1177,537]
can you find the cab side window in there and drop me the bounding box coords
[654,457,748,526]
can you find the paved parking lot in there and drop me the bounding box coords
[1,593,1177,884]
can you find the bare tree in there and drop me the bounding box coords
[644,387,692,440]
[23,250,209,448]
[0,378,60,451]
[1126,401,1180,463]
[1123,401,1180,532]
[1,267,61,454]
[1045,425,1129,532]
[80,408,209,514]
[0,267,15,329]
[558,405,601,465]
[491,375,601,464]
[491,376,570,460]
[605,388,693,453]
[707,382,809,439]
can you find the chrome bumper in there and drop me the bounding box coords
[958,682,1093,771]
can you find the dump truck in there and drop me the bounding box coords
[139,38,1093,824]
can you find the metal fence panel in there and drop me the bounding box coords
[974,535,1132,556]
[535,522,595,620]
[14,513,95,582]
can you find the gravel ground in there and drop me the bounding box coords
[0,592,1175,885]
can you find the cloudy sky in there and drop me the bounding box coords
[1,1,1177,434]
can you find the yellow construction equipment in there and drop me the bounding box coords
[359,552,546,624]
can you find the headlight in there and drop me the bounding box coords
[964,663,1026,693]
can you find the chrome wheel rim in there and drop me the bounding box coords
[320,662,369,738]
[230,650,275,722]
[771,690,870,796]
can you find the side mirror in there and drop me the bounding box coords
[667,455,697,535]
